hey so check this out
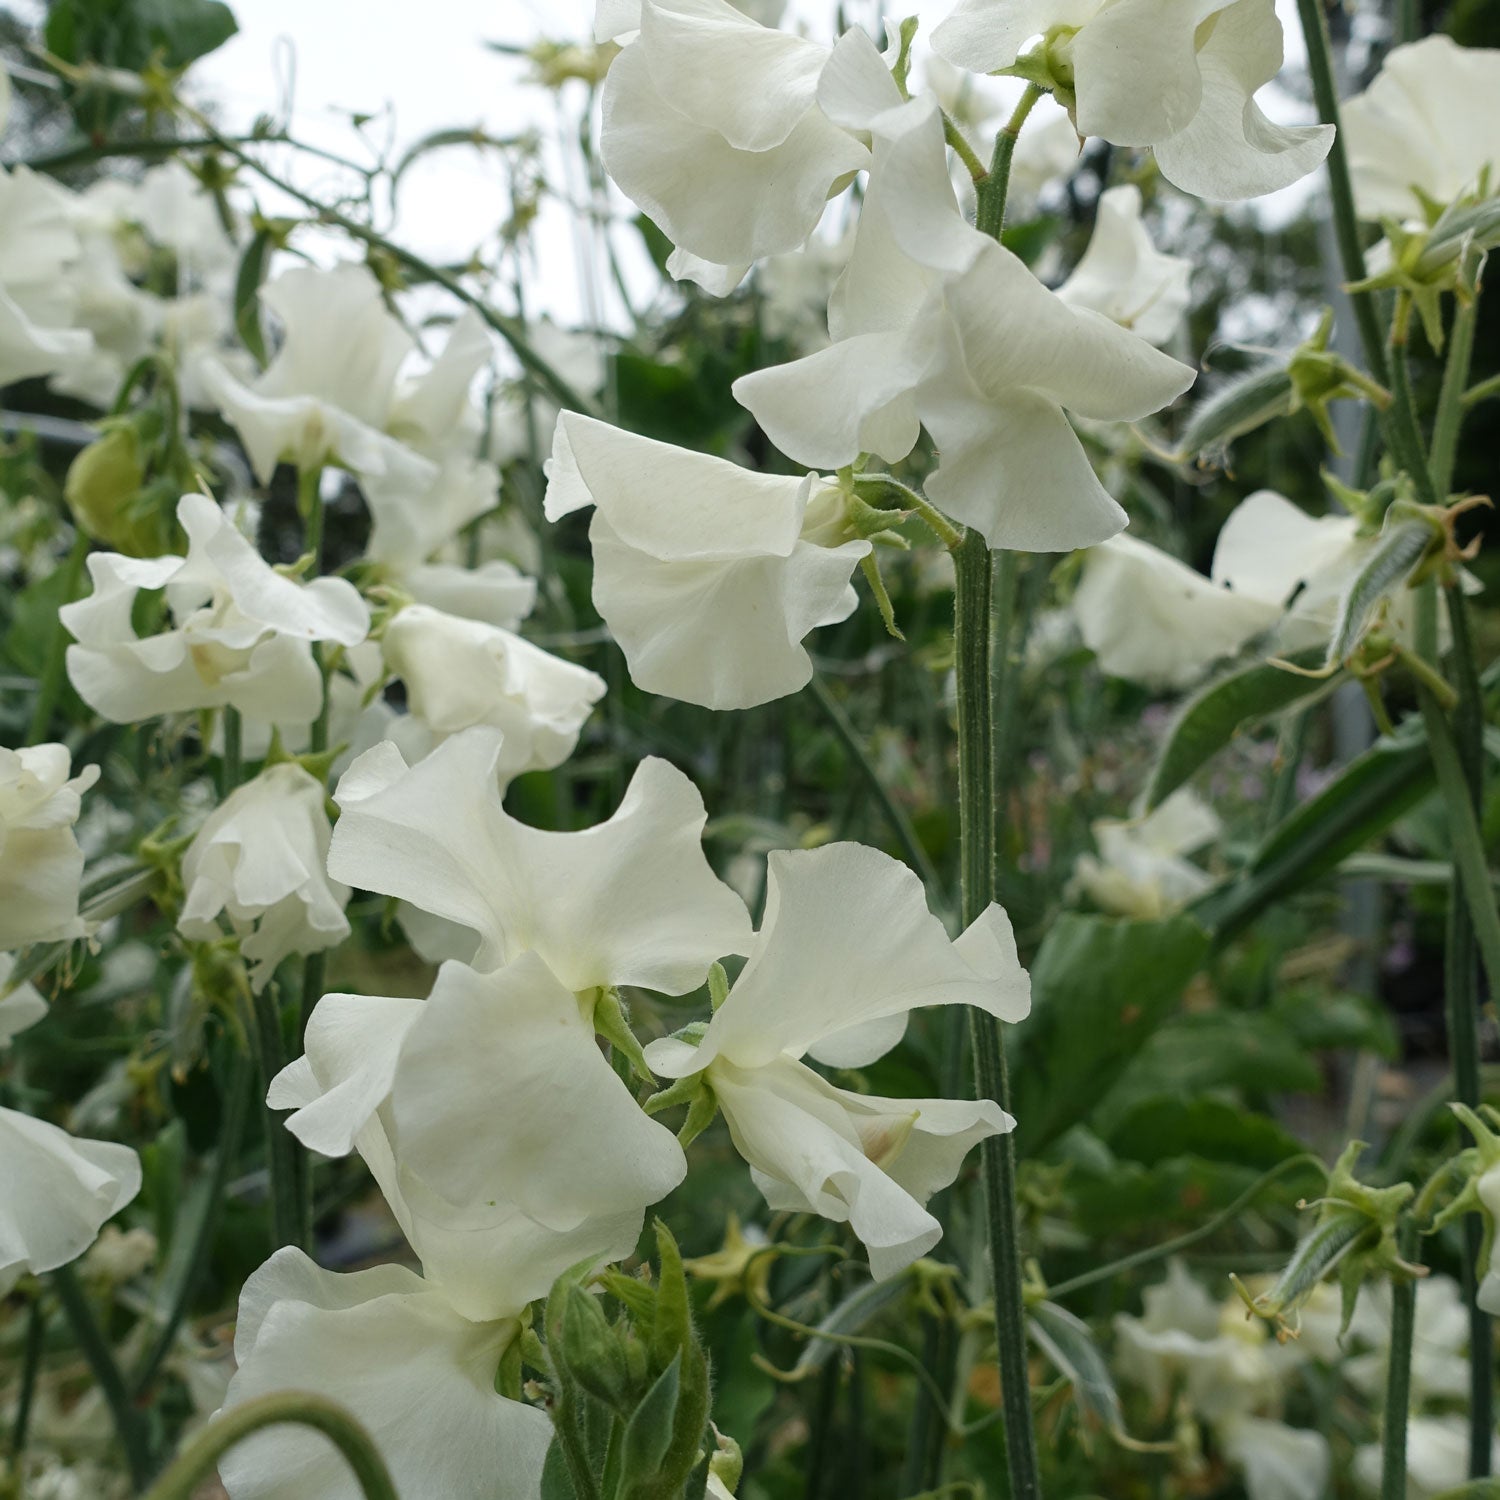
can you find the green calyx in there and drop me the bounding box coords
[1001,26,1077,104]
[1286,308,1392,451]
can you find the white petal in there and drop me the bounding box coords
[330,728,752,990]
[1069,0,1205,145]
[815,25,904,131]
[391,953,686,1230]
[219,1249,550,1500]
[0,1107,141,1292]
[590,514,867,710]
[403,560,536,631]
[1073,532,1277,688]
[665,247,751,294]
[0,956,47,1045]
[1152,0,1333,200]
[932,0,1088,73]
[601,41,867,265]
[661,842,1029,1074]
[1218,1416,1330,1500]
[1209,489,1358,606]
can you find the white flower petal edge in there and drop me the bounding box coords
[0,743,99,950]
[217,1248,551,1500]
[0,1107,141,1295]
[1071,788,1223,920]
[0,956,48,1043]
[329,726,752,991]
[178,763,351,991]
[546,411,870,709]
[0,167,93,385]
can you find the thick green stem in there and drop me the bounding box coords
[143,1391,399,1500]
[9,1294,44,1465]
[27,529,88,745]
[1380,1221,1422,1500]
[955,534,1040,1498]
[51,1263,153,1490]
[809,675,941,892]
[1294,0,1386,384]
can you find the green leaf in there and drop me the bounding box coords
[1323,517,1432,667]
[1009,914,1211,1153]
[1106,1096,1304,1170]
[649,1219,690,1374]
[1065,1149,1277,1238]
[232,229,274,369]
[1144,652,1335,811]
[46,0,238,71]
[560,1282,633,1412]
[792,1277,909,1377]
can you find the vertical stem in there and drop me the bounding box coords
[1430,299,1477,498]
[27,529,89,745]
[51,1263,153,1490]
[956,534,1041,1498]
[1294,0,1386,384]
[974,87,1042,240]
[251,985,306,1252]
[220,706,242,799]
[9,1295,44,1465]
[1380,1220,1422,1500]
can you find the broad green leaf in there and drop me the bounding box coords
[1106,1096,1304,1170]
[1009,914,1211,1154]
[1145,652,1335,811]
[619,1352,680,1491]
[1065,1151,1279,1238]
[232,229,274,369]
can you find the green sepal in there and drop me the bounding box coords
[592,987,655,1084]
[860,553,905,641]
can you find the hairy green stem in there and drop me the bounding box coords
[956,533,1040,1498]
[27,529,88,744]
[1293,0,1385,384]
[974,86,1042,241]
[809,675,940,892]
[1381,1220,1422,1500]
[51,1263,152,1490]
[143,1391,399,1500]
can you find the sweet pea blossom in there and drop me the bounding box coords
[178,763,351,991]
[1072,532,1278,688]
[645,842,1031,1279]
[282,956,686,1247]
[216,1249,550,1500]
[271,990,646,1321]
[932,0,1333,200]
[0,167,92,386]
[545,412,871,709]
[0,744,99,951]
[1055,185,1192,346]
[200,263,433,490]
[597,0,872,273]
[1070,788,1222,919]
[328,726,753,983]
[734,84,1194,550]
[1342,36,1500,221]
[0,997,142,1295]
[61,493,370,725]
[380,603,605,783]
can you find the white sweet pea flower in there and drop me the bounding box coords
[733,85,1194,550]
[1342,36,1500,222]
[270,988,654,1321]
[0,956,47,1042]
[645,842,1031,1279]
[401,559,537,631]
[216,1248,551,1500]
[380,603,604,783]
[0,743,99,950]
[598,0,878,270]
[0,1001,141,1295]
[1072,531,1278,688]
[200,263,434,490]
[0,167,93,385]
[932,0,1333,199]
[178,763,351,991]
[1210,489,1464,656]
[1055,185,1192,346]
[1353,1415,1500,1499]
[329,726,753,987]
[1218,1415,1331,1500]
[545,411,871,710]
[1070,788,1222,919]
[61,492,370,725]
